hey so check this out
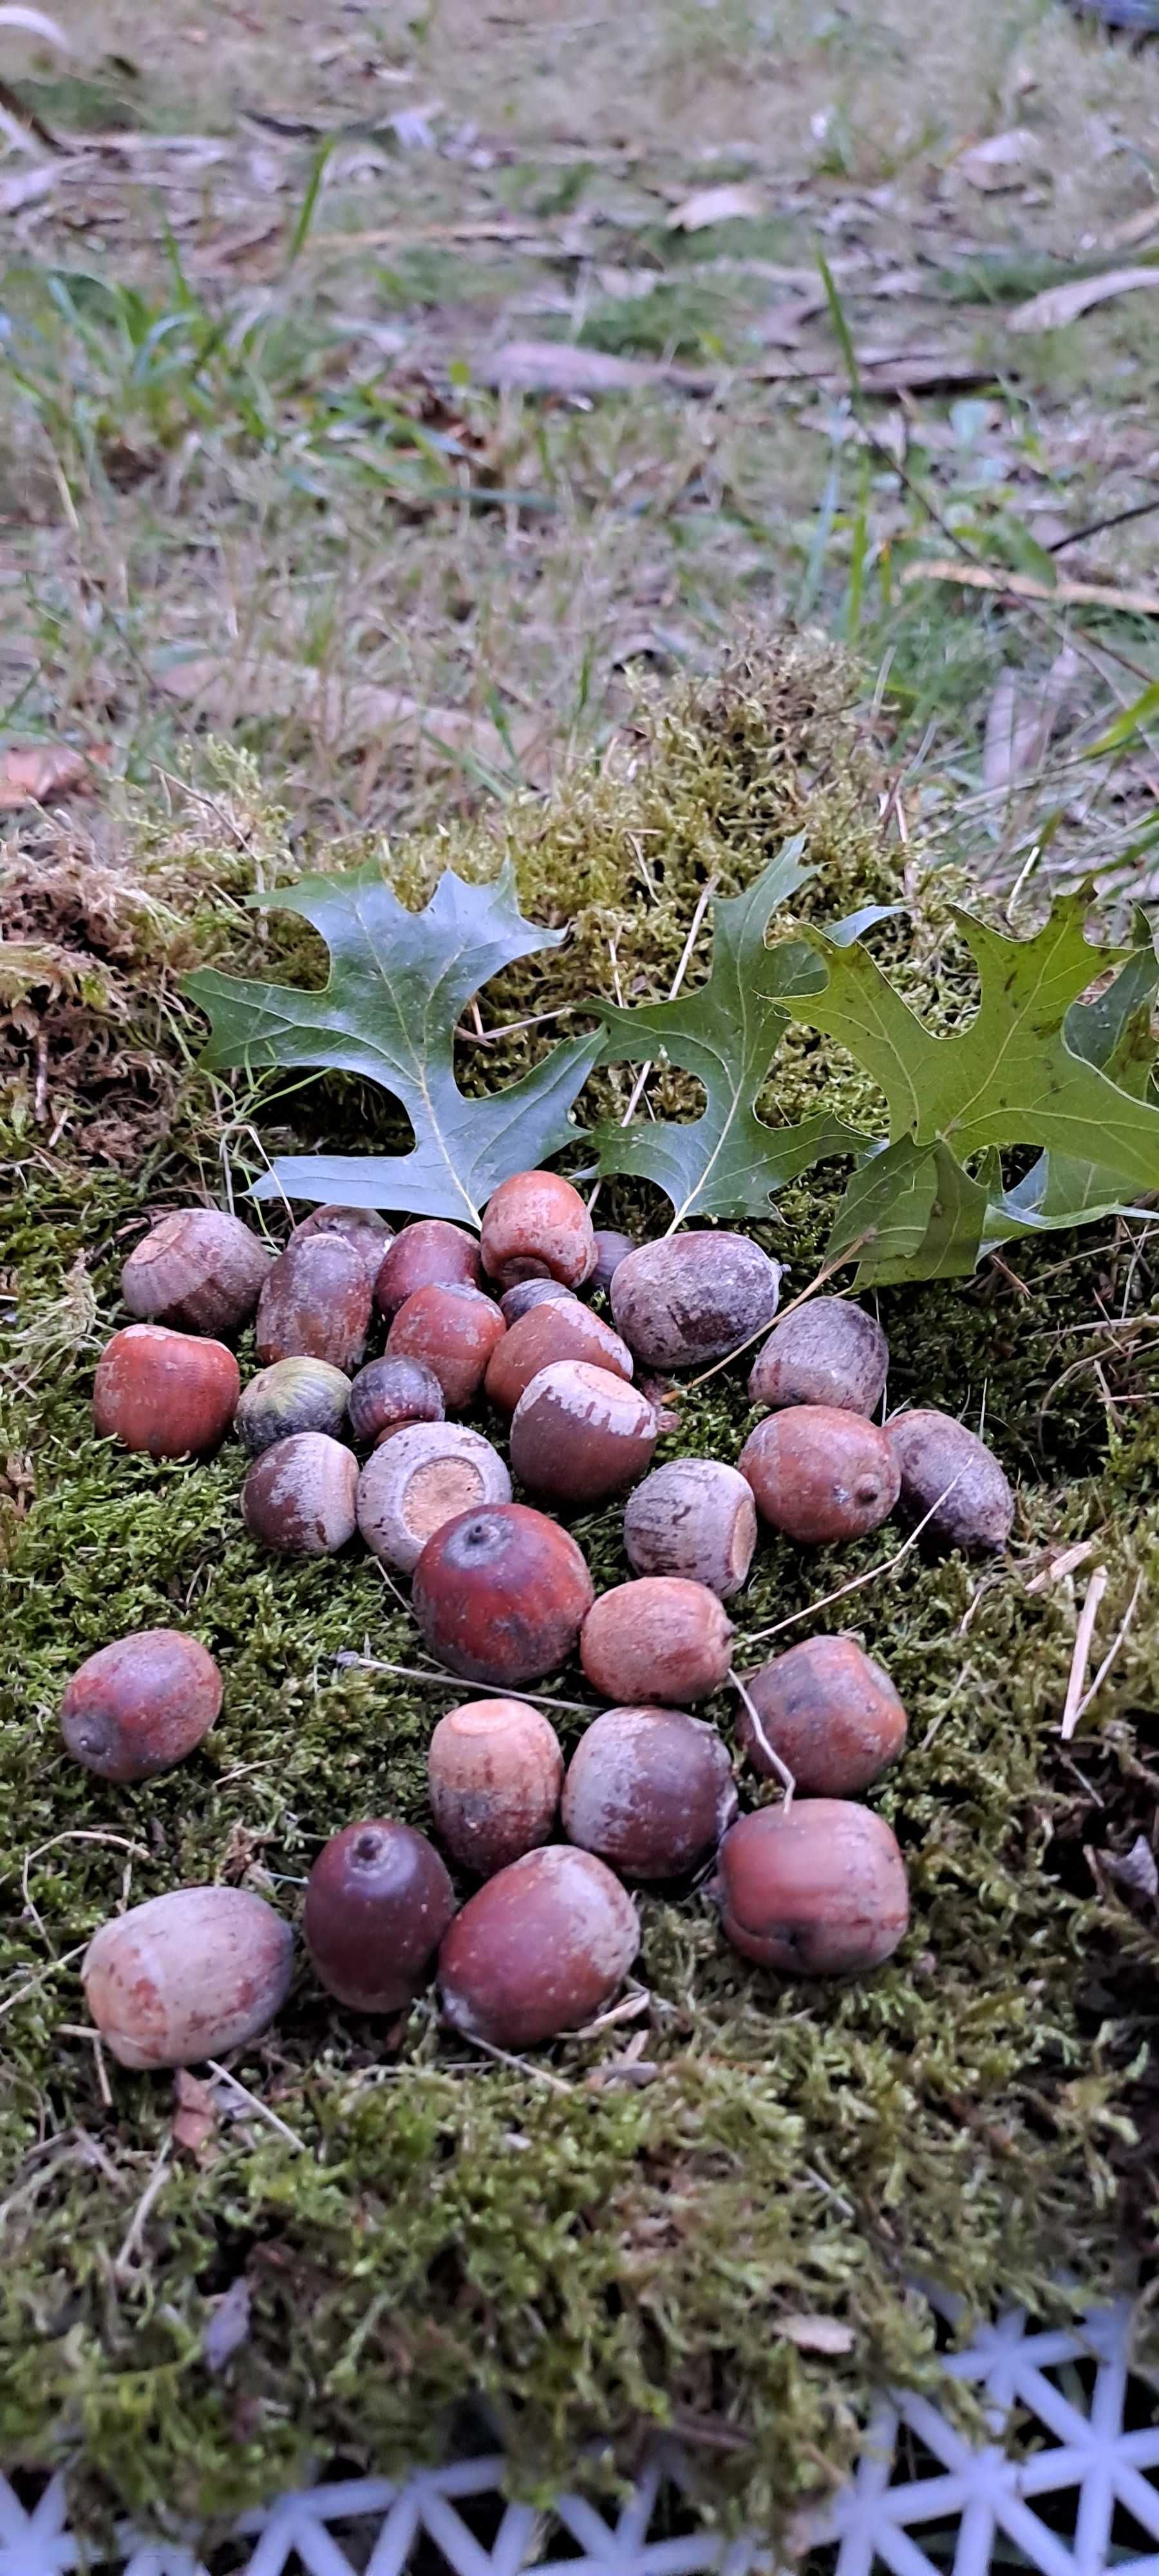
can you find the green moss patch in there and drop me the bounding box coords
[2,641,1158,2544]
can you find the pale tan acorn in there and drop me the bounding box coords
[82,1886,294,2068]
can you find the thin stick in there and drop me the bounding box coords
[114,2137,173,2279]
[587,876,717,1215]
[742,1474,964,1647]
[204,2060,306,2153]
[454,2029,573,2094]
[1060,1567,1109,1741]
[677,1242,871,1399]
[338,1654,597,1715]
[1074,1569,1144,1725]
[730,1667,795,1807]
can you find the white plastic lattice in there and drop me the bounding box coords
[2,2302,1157,2576]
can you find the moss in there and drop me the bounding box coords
[2,637,1158,2544]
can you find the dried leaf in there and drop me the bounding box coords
[983,648,1080,796]
[0,744,96,809]
[666,180,764,232]
[152,656,552,786]
[202,2275,252,2372]
[1104,203,1159,250]
[172,2069,218,2158]
[482,339,717,397]
[0,163,59,214]
[956,128,1042,191]
[1010,265,1159,335]
[777,2315,856,2354]
[1098,1835,1158,1902]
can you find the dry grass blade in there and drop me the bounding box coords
[1010,266,1159,334]
[901,560,1159,618]
[481,340,718,397]
[1075,1569,1145,1725]
[730,1666,796,1805]
[667,182,764,231]
[1060,1566,1109,1740]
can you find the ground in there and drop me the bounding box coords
[2,0,1159,2555]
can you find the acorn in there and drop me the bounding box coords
[413,1502,594,1686]
[438,1845,639,2049]
[590,1229,635,1298]
[255,1234,371,1374]
[348,1354,445,1447]
[737,1635,907,1796]
[93,1325,240,1459]
[485,1299,634,1412]
[886,1408,1014,1553]
[236,1357,352,1457]
[121,1207,271,1339]
[715,1801,909,1975]
[241,1431,359,1555]
[288,1202,393,1284]
[303,1819,455,2014]
[500,1277,578,1326]
[82,1885,294,2068]
[357,1422,511,1573]
[580,1576,732,1706]
[387,1282,505,1409]
[610,1233,781,1370]
[480,1170,597,1292]
[428,1699,563,1875]
[563,1705,736,1879]
[749,1297,889,1419]
[374,1219,482,1318]
[739,1406,900,1546]
[623,1458,757,1600]
[509,1363,657,1506]
[60,1629,222,1784]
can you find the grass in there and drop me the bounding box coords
[3,0,1159,2545]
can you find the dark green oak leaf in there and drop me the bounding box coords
[983,919,1159,1246]
[590,840,865,1226]
[183,863,602,1225]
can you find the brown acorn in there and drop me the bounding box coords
[387,1282,505,1409]
[610,1232,781,1370]
[885,1409,1014,1553]
[739,1406,900,1546]
[749,1297,889,1419]
[82,1886,294,2067]
[60,1629,222,1783]
[438,1845,639,2048]
[288,1203,393,1283]
[716,1801,909,1975]
[509,1362,657,1506]
[304,1819,455,2013]
[121,1208,271,1338]
[500,1278,578,1326]
[356,1422,511,1572]
[236,1357,352,1456]
[93,1325,240,1459]
[580,1576,733,1706]
[255,1234,371,1373]
[485,1299,634,1412]
[480,1171,597,1291]
[623,1458,757,1600]
[428,1699,563,1875]
[374,1220,482,1318]
[347,1354,445,1447]
[737,1634,907,1796]
[590,1229,636,1298]
[562,1705,736,1879]
[241,1431,359,1555]
[412,1502,594,1686]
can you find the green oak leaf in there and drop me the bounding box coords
[590,840,865,1226]
[790,891,1159,1207]
[983,922,1159,1246]
[183,863,602,1226]
[838,1138,991,1288]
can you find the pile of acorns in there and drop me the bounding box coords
[70,1173,1014,2071]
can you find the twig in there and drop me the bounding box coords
[730,1667,795,1807]
[1024,1539,1098,1596]
[742,1474,964,1647]
[453,2029,573,2094]
[204,2060,306,2153]
[1075,1569,1144,1725]
[901,558,1159,620]
[1050,495,1159,554]
[1060,1567,1109,1741]
[588,875,717,1216]
[337,1654,597,1715]
[113,2137,173,2280]
[0,1940,88,2023]
[56,2023,112,2108]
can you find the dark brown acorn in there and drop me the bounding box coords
[563,1705,736,1879]
[255,1234,371,1373]
[623,1458,757,1599]
[60,1629,221,1783]
[610,1232,781,1370]
[373,1220,482,1318]
[885,1409,1014,1553]
[347,1354,445,1447]
[716,1801,909,1975]
[590,1229,636,1298]
[93,1325,240,1458]
[737,1634,907,1795]
[304,1819,455,2013]
[500,1278,578,1325]
[509,1362,657,1505]
[412,1502,594,1686]
[749,1297,889,1419]
[428,1699,563,1875]
[485,1299,633,1412]
[241,1431,359,1555]
[437,1846,639,2047]
[236,1357,352,1456]
[386,1282,505,1408]
[121,1208,271,1338]
[288,1202,393,1283]
[739,1406,900,1545]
